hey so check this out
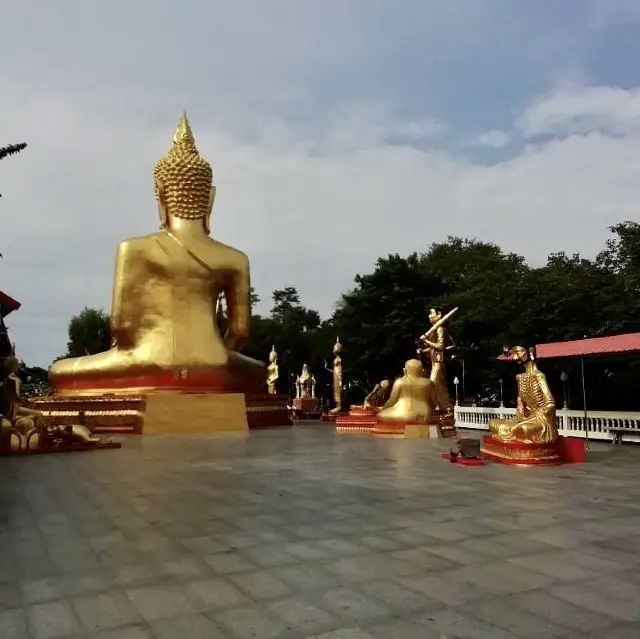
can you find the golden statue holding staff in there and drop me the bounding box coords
[417,307,457,423]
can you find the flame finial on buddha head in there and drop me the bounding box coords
[153,112,214,221]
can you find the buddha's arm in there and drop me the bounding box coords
[110,241,138,349]
[224,255,251,351]
[380,380,401,409]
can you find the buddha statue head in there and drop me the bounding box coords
[4,355,19,375]
[404,359,424,378]
[333,336,342,356]
[154,112,215,233]
[269,345,278,364]
[510,344,536,364]
[428,307,443,325]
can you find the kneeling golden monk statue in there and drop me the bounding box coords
[50,113,264,394]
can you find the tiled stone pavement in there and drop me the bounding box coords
[1,423,640,638]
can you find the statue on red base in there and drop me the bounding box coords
[482,344,561,465]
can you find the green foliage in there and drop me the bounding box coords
[66,307,111,357]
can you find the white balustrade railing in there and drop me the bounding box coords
[454,405,640,443]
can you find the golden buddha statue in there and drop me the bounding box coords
[298,364,311,398]
[266,346,279,395]
[418,308,455,416]
[324,337,343,414]
[49,113,264,395]
[488,345,558,443]
[377,359,438,423]
[1,356,45,435]
[1,356,101,451]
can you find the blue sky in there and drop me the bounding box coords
[1,0,640,366]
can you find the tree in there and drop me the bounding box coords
[66,307,111,357]
[333,253,446,390]
[0,142,28,199]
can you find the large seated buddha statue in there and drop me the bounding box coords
[376,359,438,424]
[49,113,264,395]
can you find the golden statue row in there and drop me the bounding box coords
[3,112,564,465]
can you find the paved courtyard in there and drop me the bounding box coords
[1,423,639,639]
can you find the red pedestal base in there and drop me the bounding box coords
[292,397,320,415]
[321,413,338,423]
[556,436,587,463]
[441,453,485,466]
[335,407,378,434]
[481,435,564,466]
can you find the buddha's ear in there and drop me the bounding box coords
[157,179,168,229]
[204,185,216,234]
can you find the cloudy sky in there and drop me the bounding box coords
[2,0,640,366]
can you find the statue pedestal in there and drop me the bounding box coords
[372,420,441,439]
[292,397,320,415]
[480,435,563,466]
[335,407,378,434]
[32,391,291,435]
[437,408,457,437]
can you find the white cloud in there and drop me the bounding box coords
[469,130,512,149]
[518,85,640,137]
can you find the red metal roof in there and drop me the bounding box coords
[498,333,640,360]
[0,290,21,317]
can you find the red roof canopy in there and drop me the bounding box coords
[498,333,640,360]
[0,290,21,317]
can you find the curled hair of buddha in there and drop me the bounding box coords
[153,112,213,220]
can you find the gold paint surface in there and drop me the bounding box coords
[488,345,558,444]
[48,113,264,393]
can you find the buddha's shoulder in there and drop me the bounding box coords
[115,233,160,254]
[206,240,250,266]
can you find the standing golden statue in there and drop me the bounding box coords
[377,359,437,423]
[297,364,312,398]
[266,346,279,395]
[417,307,457,424]
[488,346,558,443]
[49,113,264,394]
[324,337,343,414]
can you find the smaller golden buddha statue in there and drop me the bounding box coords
[266,346,279,395]
[1,356,45,436]
[298,364,311,398]
[1,356,101,452]
[488,345,558,444]
[377,359,438,423]
[324,337,343,414]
